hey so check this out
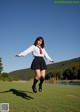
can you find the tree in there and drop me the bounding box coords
[8,76,14,81]
[45,71,56,80]
[55,72,61,80]
[1,72,8,81]
[0,57,3,73]
[71,66,78,79]
[1,72,8,78]
[63,69,73,80]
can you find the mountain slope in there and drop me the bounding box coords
[9,57,80,80]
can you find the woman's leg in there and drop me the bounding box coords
[41,70,46,78]
[32,69,41,93]
[39,70,46,92]
[35,69,41,80]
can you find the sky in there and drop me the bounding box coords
[0,0,80,73]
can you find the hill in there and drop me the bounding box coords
[9,57,80,80]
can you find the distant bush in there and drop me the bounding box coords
[0,72,14,81]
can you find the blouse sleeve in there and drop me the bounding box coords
[19,45,34,56]
[43,49,53,62]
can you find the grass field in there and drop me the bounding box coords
[0,81,80,112]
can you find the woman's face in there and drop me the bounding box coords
[37,39,43,46]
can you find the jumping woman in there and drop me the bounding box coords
[16,37,55,93]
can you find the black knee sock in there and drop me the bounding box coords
[33,78,38,87]
[39,76,44,85]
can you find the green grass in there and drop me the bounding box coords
[0,81,80,112]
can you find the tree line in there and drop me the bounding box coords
[45,65,80,80]
[0,57,14,81]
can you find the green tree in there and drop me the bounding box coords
[8,76,14,81]
[63,69,73,80]
[0,57,3,73]
[1,72,8,81]
[1,72,8,78]
[71,66,78,79]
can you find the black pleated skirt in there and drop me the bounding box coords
[30,56,47,70]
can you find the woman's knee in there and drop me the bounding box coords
[41,70,46,78]
[35,69,41,79]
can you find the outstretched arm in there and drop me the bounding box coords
[15,45,34,57]
[44,49,56,63]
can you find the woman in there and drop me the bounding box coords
[16,36,55,93]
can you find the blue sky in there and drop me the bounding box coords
[0,0,80,73]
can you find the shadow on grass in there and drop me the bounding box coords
[0,89,34,100]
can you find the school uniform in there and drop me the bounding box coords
[19,45,53,70]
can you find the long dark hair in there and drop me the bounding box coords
[34,36,44,48]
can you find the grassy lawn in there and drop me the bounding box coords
[0,81,80,112]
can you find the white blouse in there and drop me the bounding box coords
[19,45,53,62]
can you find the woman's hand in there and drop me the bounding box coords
[15,54,20,57]
[51,60,56,63]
